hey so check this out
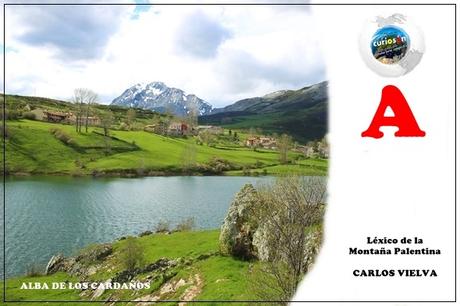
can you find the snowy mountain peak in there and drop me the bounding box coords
[111,82,212,116]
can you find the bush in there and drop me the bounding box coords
[196,157,238,174]
[119,237,145,271]
[0,125,10,139]
[119,122,129,131]
[175,217,195,232]
[22,112,36,120]
[155,220,170,233]
[50,128,73,144]
[2,109,21,120]
[25,264,43,277]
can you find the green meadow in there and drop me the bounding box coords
[5,119,327,177]
[2,230,254,304]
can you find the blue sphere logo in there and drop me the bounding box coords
[371,25,410,65]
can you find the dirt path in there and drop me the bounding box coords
[178,274,204,305]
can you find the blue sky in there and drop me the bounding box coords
[2,2,325,107]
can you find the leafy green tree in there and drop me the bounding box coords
[100,110,114,137]
[119,237,145,272]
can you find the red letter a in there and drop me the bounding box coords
[362,85,426,139]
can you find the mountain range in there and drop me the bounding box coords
[111,82,212,116]
[111,81,328,142]
[199,81,328,143]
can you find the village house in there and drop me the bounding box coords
[43,110,72,123]
[297,145,316,157]
[30,108,46,121]
[298,138,329,158]
[196,125,223,135]
[67,114,101,126]
[41,110,101,126]
[317,141,329,158]
[168,122,189,136]
[259,137,277,149]
[245,136,277,149]
[144,122,168,135]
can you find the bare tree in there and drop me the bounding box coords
[186,102,198,133]
[72,88,98,133]
[198,130,216,146]
[277,134,292,164]
[250,176,326,302]
[127,108,136,126]
[180,142,197,172]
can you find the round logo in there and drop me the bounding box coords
[370,25,410,65]
[359,14,425,77]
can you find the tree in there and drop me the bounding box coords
[250,176,326,302]
[72,88,98,133]
[186,102,198,132]
[119,237,145,272]
[100,110,114,137]
[127,109,136,126]
[198,130,215,146]
[180,142,197,172]
[277,134,292,164]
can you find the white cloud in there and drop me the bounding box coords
[4,4,325,107]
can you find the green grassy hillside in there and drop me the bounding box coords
[3,93,164,125]
[199,104,327,143]
[5,120,327,176]
[2,230,254,304]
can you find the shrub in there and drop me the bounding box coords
[202,157,237,174]
[3,109,21,120]
[25,263,43,277]
[250,176,326,301]
[119,122,129,131]
[175,217,195,232]
[22,112,36,120]
[155,220,170,233]
[119,237,145,271]
[50,128,73,144]
[0,125,10,139]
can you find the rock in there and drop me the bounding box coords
[86,265,98,276]
[76,244,113,263]
[219,184,260,259]
[196,251,218,261]
[219,181,324,270]
[143,258,176,273]
[178,274,203,305]
[139,230,153,237]
[91,279,111,300]
[45,254,65,275]
[112,268,142,284]
[252,222,271,261]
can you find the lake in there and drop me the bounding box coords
[2,176,274,278]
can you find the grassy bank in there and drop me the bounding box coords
[5,119,327,176]
[2,230,253,305]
